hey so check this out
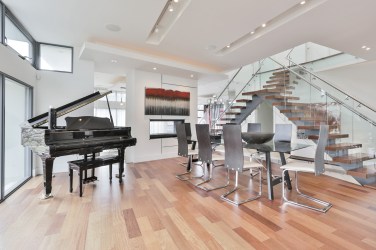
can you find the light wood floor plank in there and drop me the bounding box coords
[0,157,376,249]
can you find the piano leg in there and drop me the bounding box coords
[42,157,55,199]
[118,147,125,183]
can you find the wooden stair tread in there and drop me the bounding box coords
[225,111,241,115]
[280,109,311,113]
[298,125,339,130]
[264,84,295,89]
[332,153,372,164]
[272,102,310,106]
[265,95,299,100]
[289,117,327,121]
[236,99,252,103]
[266,79,289,83]
[347,167,376,178]
[326,143,362,151]
[242,89,281,96]
[230,105,246,109]
[308,133,349,139]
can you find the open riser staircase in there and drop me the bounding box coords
[217,67,376,186]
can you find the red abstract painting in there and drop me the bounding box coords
[145,88,190,116]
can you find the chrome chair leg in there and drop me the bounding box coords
[176,156,204,181]
[196,163,230,191]
[282,169,332,213]
[221,169,262,206]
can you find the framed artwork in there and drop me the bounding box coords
[145,88,190,116]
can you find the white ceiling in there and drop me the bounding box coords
[4,0,376,82]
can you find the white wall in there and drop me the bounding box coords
[34,48,95,173]
[317,60,376,111]
[0,44,36,86]
[126,69,197,163]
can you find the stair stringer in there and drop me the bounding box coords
[233,95,263,125]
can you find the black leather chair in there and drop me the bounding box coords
[194,124,227,191]
[175,123,200,181]
[221,125,263,205]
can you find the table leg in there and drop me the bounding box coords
[266,152,274,200]
[279,152,292,190]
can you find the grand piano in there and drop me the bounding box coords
[21,91,137,199]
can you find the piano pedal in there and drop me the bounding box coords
[82,176,98,184]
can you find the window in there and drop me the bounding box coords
[4,16,33,63]
[149,119,184,139]
[94,90,126,127]
[0,75,33,201]
[39,43,73,72]
[0,3,3,44]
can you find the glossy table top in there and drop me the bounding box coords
[243,141,311,153]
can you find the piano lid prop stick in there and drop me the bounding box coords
[48,106,57,129]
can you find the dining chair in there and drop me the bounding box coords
[175,123,201,181]
[221,124,263,205]
[194,124,228,191]
[281,125,332,212]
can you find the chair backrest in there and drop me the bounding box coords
[176,123,189,157]
[195,124,212,163]
[185,123,192,139]
[274,124,292,142]
[314,125,329,175]
[247,123,261,132]
[223,125,244,171]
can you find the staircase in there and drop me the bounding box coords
[217,68,376,186]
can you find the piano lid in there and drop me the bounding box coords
[28,91,112,128]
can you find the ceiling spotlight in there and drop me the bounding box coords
[251,31,255,34]
[168,4,174,12]
[226,45,231,48]
[154,27,159,33]
[262,23,266,27]
[190,74,194,78]
[366,47,371,51]
[300,1,306,4]
[153,67,157,70]
[173,0,179,2]
[111,59,118,63]
[362,45,367,49]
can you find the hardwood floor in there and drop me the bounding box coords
[1,157,376,249]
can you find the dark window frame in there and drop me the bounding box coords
[0,1,4,44]
[4,6,36,65]
[0,71,33,203]
[37,42,74,73]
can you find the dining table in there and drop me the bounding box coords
[244,141,311,200]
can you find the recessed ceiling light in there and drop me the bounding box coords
[362,45,367,49]
[251,31,255,34]
[105,24,121,32]
[169,5,174,12]
[190,74,194,78]
[173,0,179,2]
[226,45,231,48]
[154,27,159,33]
[300,1,306,4]
[262,23,266,27]
[153,67,157,70]
[111,59,118,63]
[366,47,371,51]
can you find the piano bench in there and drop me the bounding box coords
[68,155,120,197]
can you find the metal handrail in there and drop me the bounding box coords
[213,59,266,126]
[217,66,243,100]
[269,57,376,127]
[285,57,376,114]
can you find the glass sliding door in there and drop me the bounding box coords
[3,77,32,197]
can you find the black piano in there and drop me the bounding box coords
[21,91,137,199]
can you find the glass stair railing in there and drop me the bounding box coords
[212,52,375,186]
